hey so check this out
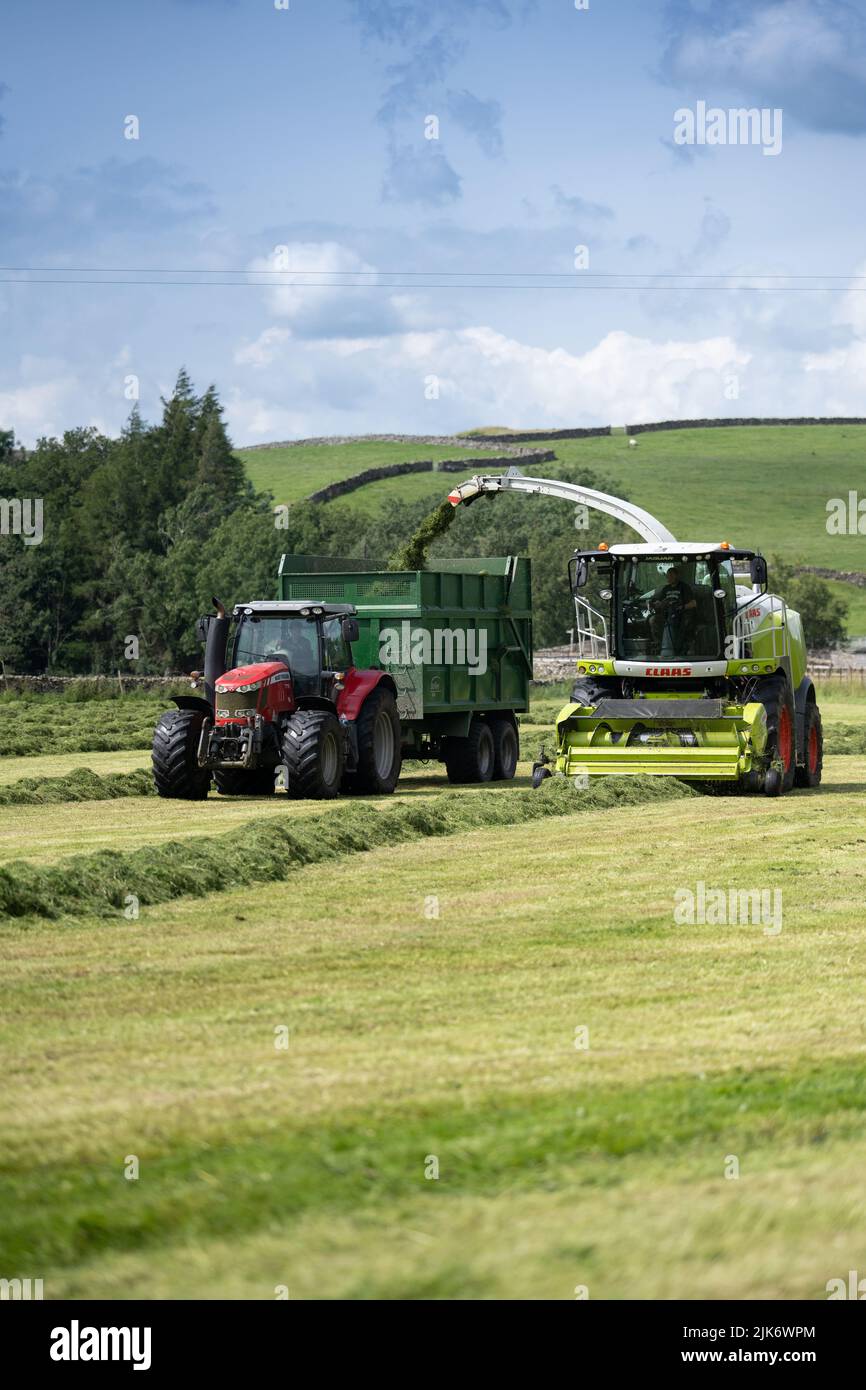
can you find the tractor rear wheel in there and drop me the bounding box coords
[445,717,495,784]
[490,717,519,780]
[282,710,344,799]
[152,709,211,800]
[794,703,823,788]
[353,686,402,794]
[214,767,276,797]
[755,673,796,793]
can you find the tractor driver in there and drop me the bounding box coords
[650,566,697,656]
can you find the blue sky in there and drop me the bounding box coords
[3,0,866,444]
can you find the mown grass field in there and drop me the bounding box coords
[0,751,864,1299]
[0,670,864,1298]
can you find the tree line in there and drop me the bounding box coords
[0,371,848,674]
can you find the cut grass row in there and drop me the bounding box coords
[1,680,861,758]
[0,774,693,921]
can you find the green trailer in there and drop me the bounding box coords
[277,554,532,782]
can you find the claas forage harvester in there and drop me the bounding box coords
[448,468,822,796]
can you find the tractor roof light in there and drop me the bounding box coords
[598,542,609,551]
[720,541,731,550]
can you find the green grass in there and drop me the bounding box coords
[0,697,166,757]
[0,775,693,919]
[241,426,866,578]
[0,749,152,785]
[0,767,155,807]
[238,440,488,506]
[825,579,866,637]
[1,756,864,1298]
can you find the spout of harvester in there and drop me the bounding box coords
[447,478,480,505]
[447,477,484,507]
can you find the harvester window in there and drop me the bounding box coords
[618,558,720,659]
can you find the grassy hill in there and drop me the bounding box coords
[239,424,866,635]
[237,440,489,506]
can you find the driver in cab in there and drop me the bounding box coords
[650,566,697,656]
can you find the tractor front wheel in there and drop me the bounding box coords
[282,710,344,799]
[152,709,211,800]
[352,687,402,794]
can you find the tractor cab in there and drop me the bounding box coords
[224,601,360,705]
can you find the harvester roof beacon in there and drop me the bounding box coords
[449,467,822,797]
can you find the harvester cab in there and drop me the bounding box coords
[152,599,401,801]
[449,468,822,796]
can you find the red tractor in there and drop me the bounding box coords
[152,599,401,800]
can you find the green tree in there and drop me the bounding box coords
[769,558,849,650]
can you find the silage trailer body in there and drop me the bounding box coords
[277,554,533,762]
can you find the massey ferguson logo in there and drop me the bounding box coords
[644,666,692,677]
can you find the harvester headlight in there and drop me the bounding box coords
[578,664,587,674]
[312,606,324,615]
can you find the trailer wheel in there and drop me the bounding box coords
[490,717,519,780]
[755,673,796,793]
[349,686,402,794]
[282,709,344,799]
[214,767,277,797]
[152,709,211,800]
[445,718,495,784]
[794,703,823,788]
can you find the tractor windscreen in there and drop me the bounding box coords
[232,613,320,695]
[617,557,724,660]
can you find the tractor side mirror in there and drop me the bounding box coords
[341,616,360,644]
[195,614,213,643]
[750,555,768,588]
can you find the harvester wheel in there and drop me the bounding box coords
[445,718,495,784]
[352,687,402,794]
[214,767,276,797]
[755,673,797,793]
[152,709,211,800]
[491,717,519,780]
[282,710,344,799]
[569,677,610,706]
[794,703,823,788]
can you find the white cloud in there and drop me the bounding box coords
[247,241,405,339]
[234,327,291,368]
[0,360,101,441]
